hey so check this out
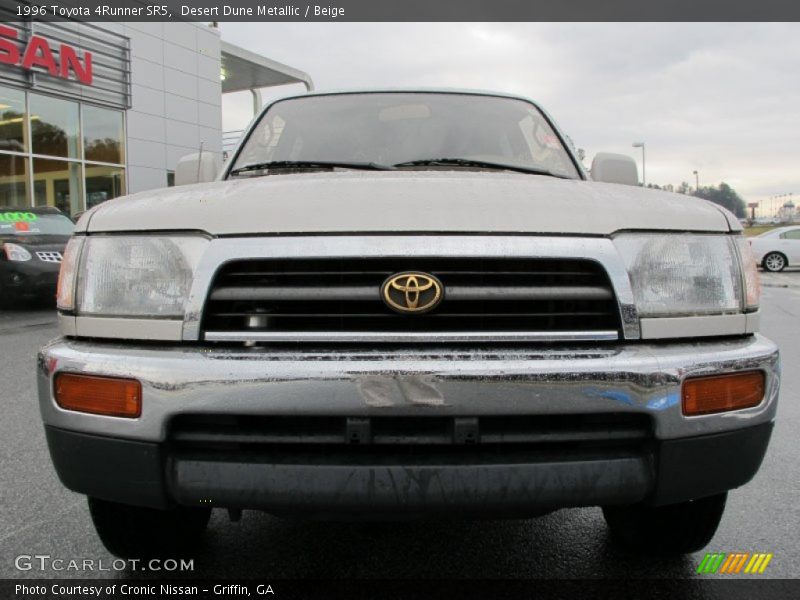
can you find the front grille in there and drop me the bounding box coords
[201,258,622,343]
[35,251,62,263]
[169,413,652,464]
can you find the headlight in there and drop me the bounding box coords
[57,237,83,311]
[614,234,745,317]
[735,236,761,311]
[3,242,31,261]
[74,236,207,318]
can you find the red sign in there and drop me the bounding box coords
[0,25,92,85]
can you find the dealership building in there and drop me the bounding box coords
[0,20,313,216]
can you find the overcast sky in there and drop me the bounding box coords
[219,23,799,213]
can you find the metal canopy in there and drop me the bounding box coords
[220,41,314,93]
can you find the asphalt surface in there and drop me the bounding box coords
[1,274,798,582]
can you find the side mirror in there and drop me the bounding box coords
[590,153,639,186]
[175,152,220,186]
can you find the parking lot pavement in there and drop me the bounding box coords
[1,288,798,582]
[760,268,800,288]
[0,305,57,335]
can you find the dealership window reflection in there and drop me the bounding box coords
[0,84,126,215]
[33,158,83,216]
[0,153,28,207]
[0,87,27,153]
[30,94,80,159]
[83,105,124,164]
[86,165,125,209]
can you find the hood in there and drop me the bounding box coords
[81,171,733,236]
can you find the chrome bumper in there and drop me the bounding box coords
[38,334,780,442]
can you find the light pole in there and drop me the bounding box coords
[693,170,699,192]
[632,142,645,186]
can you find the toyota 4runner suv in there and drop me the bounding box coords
[39,90,780,558]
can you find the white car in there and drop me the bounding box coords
[749,225,800,272]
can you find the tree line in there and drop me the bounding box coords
[646,181,746,217]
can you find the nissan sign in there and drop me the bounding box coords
[0,24,92,85]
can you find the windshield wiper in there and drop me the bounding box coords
[228,160,395,176]
[392,158,568,178]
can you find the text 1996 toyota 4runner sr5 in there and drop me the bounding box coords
[39,91,779,558]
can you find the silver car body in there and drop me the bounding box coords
[38,90,780,515]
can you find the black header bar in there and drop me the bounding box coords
[1,0,799,22]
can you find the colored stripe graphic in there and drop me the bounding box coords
[697,553,726,574]
[744,553,774,574]
[719,553,749,573]
[699,552,773,575]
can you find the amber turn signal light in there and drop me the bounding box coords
[682,371,765,416]
[54,373,142,418]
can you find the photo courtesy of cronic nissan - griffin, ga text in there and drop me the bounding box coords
[37,90,780,558]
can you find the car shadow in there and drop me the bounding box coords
[118,508,704,581]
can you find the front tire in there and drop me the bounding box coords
[602,493,726,555]
[88,498,211,559]
[763,252,787,272]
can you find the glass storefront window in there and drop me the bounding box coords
[85,164,125,209]
[83,105,125,164]
[33,158,83,216]
[0,153,28,207]
[0,86,27,153]
[30,94,80,159]
[0,88,125,215]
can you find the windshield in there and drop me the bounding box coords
[0,211,74,236]
[229,93,581,179]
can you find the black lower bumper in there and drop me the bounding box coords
[170,451,654,517]
[44,422,773,514]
